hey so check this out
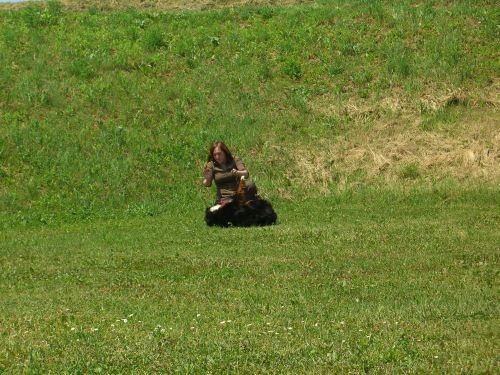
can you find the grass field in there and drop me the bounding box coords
[0,0,499,372]
[1,193,498,372]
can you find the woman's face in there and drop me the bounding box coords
[213,146,227,165]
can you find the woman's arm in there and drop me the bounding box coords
[202,162,214,187]
[231,168,249,179]
[232,156,249,179]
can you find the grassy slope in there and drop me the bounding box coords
[0,0,498,226]
[0,197,498,372]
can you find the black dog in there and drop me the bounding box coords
[205,176,277,227]
[205,198,277,227]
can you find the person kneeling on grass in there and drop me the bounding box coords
[202,141,276,227]
[202,141,257,204]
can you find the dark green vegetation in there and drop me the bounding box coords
[0,0,498,372]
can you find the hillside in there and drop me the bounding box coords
[0,0,498,226]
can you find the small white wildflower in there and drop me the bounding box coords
[70,327,76,331]
[314,323,319,327]
[434,355,438,359]
[122,319,128,323]
[196,314,201,318]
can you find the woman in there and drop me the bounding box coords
[202,141,257,204]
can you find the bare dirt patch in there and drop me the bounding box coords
[0,0,314,11]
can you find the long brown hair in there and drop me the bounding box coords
[207,141,235,165]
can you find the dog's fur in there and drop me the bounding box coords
[205,178,277,227]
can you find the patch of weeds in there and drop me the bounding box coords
[358,88,369,99]
[113,125,127,147]
[1,27,18,49]
[258,6,275,20]
[278,39,295,55]
[399,163,420,180]
[339,40,360,56]
[142,26,166,51]
[321,116,344,135]
[126,201,162,217]
[126,25,140,42]
[288,87,310,113]
[21,1,63,27]
[87,5,99,15]
[351,70,373,86]
[387,52,412,78]
[258,63,273,80]
[328,62,344,76]
[282,60,302,80]
[68,58,94,79]
[442,33,461,67]
[368,1,388,22]
[420,103,463,132]
[185,54,198,69]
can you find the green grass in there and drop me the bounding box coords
[0,1,498,372]
[1,192,498,372]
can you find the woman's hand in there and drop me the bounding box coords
[203,168,212,180]
[203,163,213,179]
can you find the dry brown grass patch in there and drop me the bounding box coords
[284,108,499,192]
[0,0,314,11]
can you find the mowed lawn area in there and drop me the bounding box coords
[1,194,497,373]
